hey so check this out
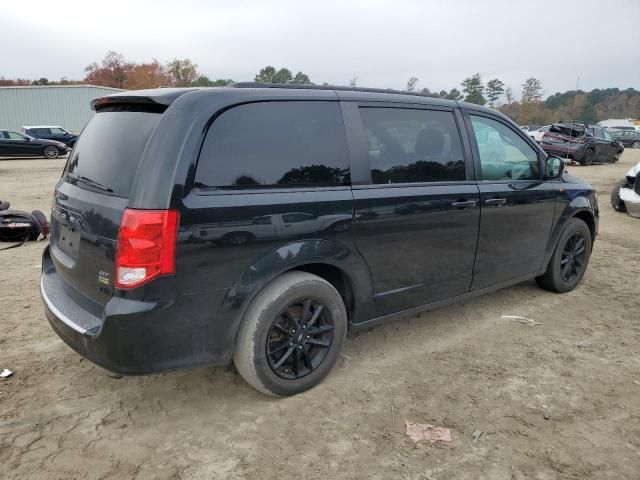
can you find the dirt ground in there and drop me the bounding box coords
[1,150,639,480]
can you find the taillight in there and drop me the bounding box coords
[115,209,179,289]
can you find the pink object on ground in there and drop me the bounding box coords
[405,421,452,444]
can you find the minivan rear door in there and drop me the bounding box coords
[50,106,163,307]
[344,102,480,316]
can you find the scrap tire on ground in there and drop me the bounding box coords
[610,180,628,213]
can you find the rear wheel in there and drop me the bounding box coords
[234,271,347,396]
[581,149,594,166]
[536,218,591,293]
[610,180,628,213]
[43,146,59,159]
[632,141,640,149]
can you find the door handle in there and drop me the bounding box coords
[485,197,507,207]
[451,200,477,209]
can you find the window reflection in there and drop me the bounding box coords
[360,107,466,184]
[195,102,350,190]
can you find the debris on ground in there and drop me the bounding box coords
[405,421,451,444]
[542,406,552,420]
[501,315,542,326]
[472,430,483,442]
[1,368,13,378]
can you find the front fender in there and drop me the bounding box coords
[540,188,597,273]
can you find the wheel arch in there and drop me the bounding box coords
[539,193,597,275]
[223,239,374,349]
[572,210,596,242]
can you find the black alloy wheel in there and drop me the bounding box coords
[560,233,587,283]
[266,298,334,380]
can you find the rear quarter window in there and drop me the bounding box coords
[194,101,350,190]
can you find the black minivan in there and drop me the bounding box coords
[41,84,598,396]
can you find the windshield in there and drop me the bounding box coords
[63,109,161,197]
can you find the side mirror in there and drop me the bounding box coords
[544,156,565,179]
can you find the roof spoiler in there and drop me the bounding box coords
[91,88,198,111]
[91,95,162,111]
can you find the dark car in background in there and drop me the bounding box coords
[22,126,78,147]
[610,129,640,149]
[540,123,623,165]
[41,85,598,396]
[0,130,67,158]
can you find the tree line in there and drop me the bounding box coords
[1,51,638,123]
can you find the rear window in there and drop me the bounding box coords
[194,101,350,190]
[64,109,161,197]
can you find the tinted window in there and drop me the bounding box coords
[34,128,51,135]
[50,128,66,134]
[6,132,26,140]
[63,109,161,197]
[195,102,349,190]
[592,127,604,138]
[602,130,613,141]
[470,115,540,181]
[359,107,465,184]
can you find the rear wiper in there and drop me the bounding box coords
[67,173,114,193]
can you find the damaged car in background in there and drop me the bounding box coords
[540,123,624,165]
[611,161,640,218]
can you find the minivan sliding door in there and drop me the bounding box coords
[344,103,480,317]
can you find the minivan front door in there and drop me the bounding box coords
[465,113,556,290]
[346,104,480,317]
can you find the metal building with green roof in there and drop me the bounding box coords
[0,85,124,133]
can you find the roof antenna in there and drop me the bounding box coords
[567,76,580,161]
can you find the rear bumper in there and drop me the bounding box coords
[41,246,234,375]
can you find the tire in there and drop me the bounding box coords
[581,149,594,166]
[632,141,640,149]
[611,151,622,163]
[222,231,253,245]
[43,146,59,159]
[234,271,347,397]
[610,180,628,213]
[535,218,592,293]
[30,210,49,238]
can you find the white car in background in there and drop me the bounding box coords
[611,161,640,218]
[528,125,551,143]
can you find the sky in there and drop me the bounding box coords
[1,0,639,97]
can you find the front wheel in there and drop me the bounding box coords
[43,146,59,159]
[234,271,347,396]
[536,218,592,293]
[611,151,622,163]
[632,141,640,149]
[581,149,594,166]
